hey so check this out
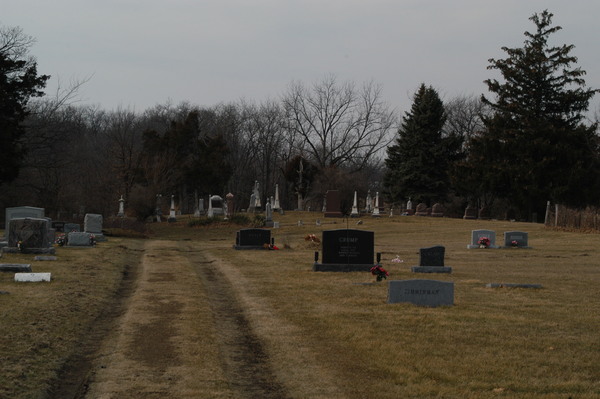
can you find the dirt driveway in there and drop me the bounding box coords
[78,239,288,399]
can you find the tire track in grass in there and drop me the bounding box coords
[194,260,291,399]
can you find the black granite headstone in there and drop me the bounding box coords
[314,229,376,272]
[234,228,271,250]
[419,245,445,266]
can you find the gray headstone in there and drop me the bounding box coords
[504,231,529,248]
[67,232,94,246]
[8,218,52,250]
[467,229,497,249]
[0,263,32,272]
[388,279,454,307]
[34,256,57,261]
[4,206,44,234]
[84,213,103,233]
[63,223,80,233]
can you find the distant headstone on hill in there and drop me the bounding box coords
[503,231,530,248]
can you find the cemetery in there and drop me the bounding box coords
[0,208,599,398]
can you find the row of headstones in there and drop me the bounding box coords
[1,206,105,253]
[232,227,539,307]
[467,229,530,249]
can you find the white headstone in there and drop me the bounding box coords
[273,184,281,210]
[350,191,359,217]
[15,272,51,282]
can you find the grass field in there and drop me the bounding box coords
[1,213,599,398]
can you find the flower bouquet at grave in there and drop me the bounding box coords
[511,240,519,247]
[89,234,97,246]
[304,234,320,243]
[370,265,389,282]
[478,237,491,248]
[55,234,67,246]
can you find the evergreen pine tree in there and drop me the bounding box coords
[384,84,459,205]
[479,10,599,217]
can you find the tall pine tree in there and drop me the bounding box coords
[384,84,460,205]
[479,10,599,218]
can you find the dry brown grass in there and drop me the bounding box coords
[1,213,599,398]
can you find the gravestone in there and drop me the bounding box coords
[51,221,66,232]
[234,228,272,250]
[5,218,55,254]
[478,206,491,220]
[463,205,478,220]
[5,206,45,235]
[503,231,530,248]
[388,279,454,307]
[0,263,32,272]
[431,203,444,217]
[467,229,498,249]
[63,223,80,233]
[264,199,274,227]
[415,203,429,216]
[411,245,452,273]
[168,195,176,222]
[34,256,57,261]
[84,214,106,241]
[210,195,224,216]
[324,190,343,218]
[313,229,378,272]
[67,232,95,247]
[15,273,51,282]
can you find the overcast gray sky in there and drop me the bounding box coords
[4,0,600,115]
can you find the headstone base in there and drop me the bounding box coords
[467,244,499,249]
[411,266,452,273]
[486,283,542,288]
[34,256,57,261]
[2,247,56,255]
[233,245,269,250]
[0,263,32,272]
[313,263,375,272]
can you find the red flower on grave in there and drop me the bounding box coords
[370,265,389,282]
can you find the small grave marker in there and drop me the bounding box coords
[15,272,51,282]
[388,279,454,307]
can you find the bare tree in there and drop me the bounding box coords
[443,95,488,142]
[282,75,396,173]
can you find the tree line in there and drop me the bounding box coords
[1,10,599,222]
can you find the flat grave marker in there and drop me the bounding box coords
[15,272,51,282]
